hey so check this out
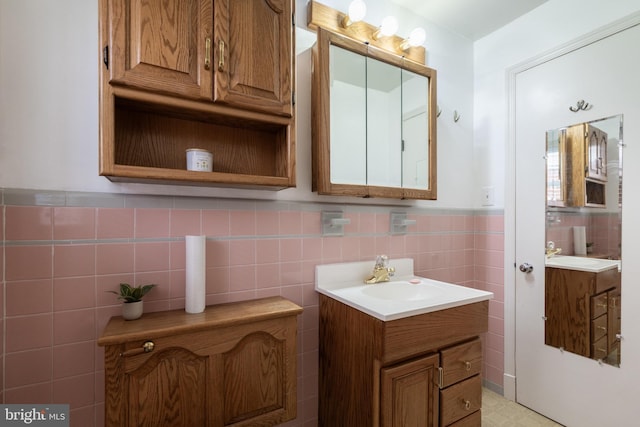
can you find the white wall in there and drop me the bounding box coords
[0,0,475,209]
[474,0,640,209]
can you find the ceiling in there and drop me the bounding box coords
[389,0,548,41]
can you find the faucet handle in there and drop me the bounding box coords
[375,255,388,268]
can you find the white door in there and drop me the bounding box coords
[514,23,640,426]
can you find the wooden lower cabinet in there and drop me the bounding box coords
[545,266,621,362]
[319,295,488,426]
[98,296,302,427]
[381,354,440,427]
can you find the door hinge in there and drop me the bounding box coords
[292,13,295,27]
[437,367,443,389]
[103,45,109,69]
[292,91,295,106]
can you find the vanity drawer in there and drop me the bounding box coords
[447,410,481,427]
[591,293,608,319]
[591,313,608,342]
[440,338,482,388]
[595,267,620,294]
[440,375,481,426]
[592,335,608,360]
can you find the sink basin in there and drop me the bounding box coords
[361,281,444,301]
[315,259,493,321]
[545,255,620,273]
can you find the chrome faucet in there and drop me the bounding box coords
[364,255,395,284]
[546,241,562,258]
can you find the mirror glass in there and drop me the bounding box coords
[325,40,433,196]
[329,44,367,185]
[402,69,430,189]
[367,56,402,188]
[544,115,622,367]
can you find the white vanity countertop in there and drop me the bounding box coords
[315,258,493,321]
[545,255,621,273]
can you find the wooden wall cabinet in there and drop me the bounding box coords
[319,295,488,426]
[545,266,621,364]
[565,123,608,207]
[99,0,295,188]
[98,297,302,427]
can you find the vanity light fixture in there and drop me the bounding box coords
[307,1,427,64]
[372,16,398,40]
[399,27,426,51]
[341,0,367,28]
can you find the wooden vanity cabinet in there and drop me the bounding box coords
[99,0,295,188]
[98,296,302,427]
[319,295,488,427]
[545,266,621,362]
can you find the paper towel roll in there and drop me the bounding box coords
[185,235,206,313]
[573,226,587,256]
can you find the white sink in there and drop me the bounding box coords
[545,255,620,273]
[361,281,444,301]
[315,259,493,321]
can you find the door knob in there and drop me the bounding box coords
[519,263,534,273]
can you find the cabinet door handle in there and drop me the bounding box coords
[204,38,211,70]
[218,40,225,71]
[120,340,155,357]
[463,399,471,410]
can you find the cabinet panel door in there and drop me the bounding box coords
[125,347,210,427]
[586,124,608,181]
[221,331,290,425]
[381,354,439,427]
[107,0,213,99]
[214,0,293,116]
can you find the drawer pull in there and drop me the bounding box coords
[464,399,471,410]
[120,340,155,357]
[596,325,607,332]
[464,361,471,371]
[596,303,608,309]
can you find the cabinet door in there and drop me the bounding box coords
[381,354,440,427]
[586,123,607,181]
[106,0,213,99]
[213,0,293,116]
[104,343,212,427]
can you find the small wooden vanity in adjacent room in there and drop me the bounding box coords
[98,296,302,427]
[545,262,621,364]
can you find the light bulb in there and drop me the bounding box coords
[372,16,398,40]
[341,0,367,28]
[400,27,426,50]
[348,0,366,22]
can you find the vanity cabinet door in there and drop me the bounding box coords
[381,353,440,427]
[213,0,293,117]
[586,123,608,182]
[105,0,213,99]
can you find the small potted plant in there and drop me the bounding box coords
[109,283,157,320]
